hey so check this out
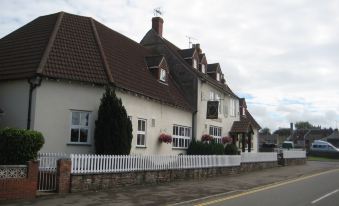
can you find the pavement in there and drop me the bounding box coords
[2,161,339,206]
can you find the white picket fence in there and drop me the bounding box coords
[70,154,241,174]
[283,150,306,159]
[241,152,277,163]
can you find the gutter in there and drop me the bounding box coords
[27,76,42,130]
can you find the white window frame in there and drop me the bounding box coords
[193,59,198,69]
[201,64,206,73]
[209,125,222,144]
[230,99,237,117]
[216,72,220,81]
[215,94,221,114]
[69,110,91,144]
[137,118,147,147]
[172,125,192,149]
[159,68,166,82]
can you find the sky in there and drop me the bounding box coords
[1,0,339,131]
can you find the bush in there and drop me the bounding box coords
[95,86,133,155]
[187,139,224,155]
[0,128,44,165]
[224,144,238,155]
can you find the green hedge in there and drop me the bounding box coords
[224,144,238,155]
[0,128,44,165]
[187,139,224,155]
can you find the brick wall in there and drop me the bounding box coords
[0,161,38,201]
[283,158,307,166]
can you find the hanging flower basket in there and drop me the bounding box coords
[159,133,172,144]
[201,134,214,143]
[222,136,233,144]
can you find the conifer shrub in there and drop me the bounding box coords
[94,86,133,155]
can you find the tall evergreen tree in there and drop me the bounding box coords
[94,86,133,155]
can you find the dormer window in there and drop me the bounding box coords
[216,72,220,81]
[201,64,206,73]
[193,59,198,69]
[160,68,166,82]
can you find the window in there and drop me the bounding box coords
[193,59,197,69]
[216,72,220,81]
[209,125,222,144]
[201,64,206,73]
[209,91,214,100]
[159,68,166,82]
[230,99,237,117]
[137,119,147,147]
[70,111,90,144]
[215,94,221,114]
[172,125,192,148]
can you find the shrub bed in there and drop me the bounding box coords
[187,139,224,155]
[0,128,44,165]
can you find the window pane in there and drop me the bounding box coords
[71,128,79,142]
[142,120,146,131]
[138,120,141,131]
[80,112,89,126]
[80,129,88,142]
[72,112,80,125]
[180,127,184,136]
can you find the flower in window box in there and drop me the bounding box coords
[159,133,172,144]
[201,134,214,142]
[222,136,233,144]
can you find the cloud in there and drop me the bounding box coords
[1,0,338,131]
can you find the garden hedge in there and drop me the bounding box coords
[0,128,44,165]
[187,139,224,155]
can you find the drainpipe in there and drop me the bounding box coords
[27,76,42,130]
[192,111,197,140]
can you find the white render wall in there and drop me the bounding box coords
[195,81,240,140]
[32,79,192,155]
[0,80,30,129]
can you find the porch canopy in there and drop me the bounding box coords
[230,119,254,152]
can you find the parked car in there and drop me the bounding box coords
[310,140,339,153]
[282,141,294,150]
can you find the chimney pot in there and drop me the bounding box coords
[152,17,164,37]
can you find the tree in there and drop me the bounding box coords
[94,86,133,155]
[259,127,271,135]
[295,121,314,130]
[273,128,291,136]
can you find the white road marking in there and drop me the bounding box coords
[311,189,339,204]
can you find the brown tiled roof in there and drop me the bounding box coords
[178,48,195,59]
[207,63,220,73]
[0,12,192,111]
[230,120,251,133]
[242,110,261,129]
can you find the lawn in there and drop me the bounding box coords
[307,156,339,162]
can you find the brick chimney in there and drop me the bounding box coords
[152,17,164,37]
[193,44,202,54]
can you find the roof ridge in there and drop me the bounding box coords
[90,18,114,84]
[36,12,64,74]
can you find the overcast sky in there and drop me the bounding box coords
[1,0,338,131]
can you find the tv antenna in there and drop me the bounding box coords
[186,36,197,48]
[153,7,163,17]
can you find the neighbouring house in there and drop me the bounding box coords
[0,12,261,154]
[0,12,192,154]
[140,17,260,152]
[322,129,339,148]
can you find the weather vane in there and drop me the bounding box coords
[153,7,163,17]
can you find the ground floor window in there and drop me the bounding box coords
[172,125,192,149]
[137,119,147,147]
[70,111,91,144]
[209,125,222,144]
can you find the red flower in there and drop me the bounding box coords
[159,133,172,144]
[222,136,232,144]
[201,134,214,142]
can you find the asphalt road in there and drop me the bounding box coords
[193,168,339,206]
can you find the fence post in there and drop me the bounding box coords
[56,159,71,194]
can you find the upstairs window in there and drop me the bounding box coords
[159,68,166,82]
[70,111,91,144]
[215,94,221,114]
[216,72,220,81]
[230,99,237,117]
[193,59,198,69]
[201,64,206,73]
